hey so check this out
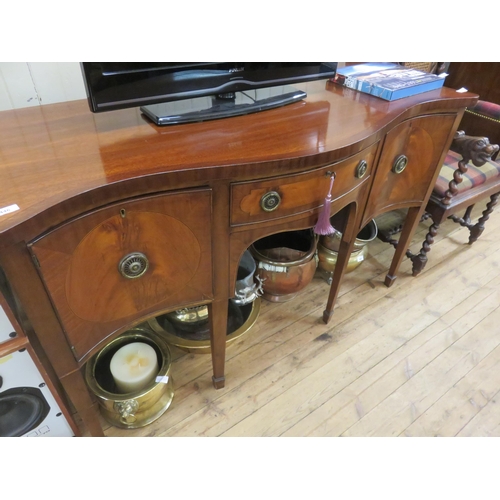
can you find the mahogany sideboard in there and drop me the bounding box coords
[0,80,478,436]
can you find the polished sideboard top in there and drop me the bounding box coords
[0,80,478,246]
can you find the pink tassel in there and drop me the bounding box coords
[314,173,336,236]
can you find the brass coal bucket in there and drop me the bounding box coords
[318,219,378,283]
[85,327,174,429]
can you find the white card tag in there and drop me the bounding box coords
[0,204,20,217]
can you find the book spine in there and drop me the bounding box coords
[390,78,445,100]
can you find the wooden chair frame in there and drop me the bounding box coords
[379,131,500,276]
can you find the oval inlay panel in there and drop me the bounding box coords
[65,211,201,323]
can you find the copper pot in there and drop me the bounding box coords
[250,229,318,303]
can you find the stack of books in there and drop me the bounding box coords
[331,63,447,101]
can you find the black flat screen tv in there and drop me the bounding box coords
[81,62,338,125]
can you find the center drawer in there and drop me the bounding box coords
[230,142,379,226]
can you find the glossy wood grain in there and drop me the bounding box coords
[29,190,213,362]
[231,143,379,226]
[362,114,457,225]
[0,82,477,244]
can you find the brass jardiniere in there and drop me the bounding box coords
[318,219,378,283]
[148,298,261,354]
[85,327,174,429]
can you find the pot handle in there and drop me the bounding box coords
[114,399,139,424]
[233,275,265,305]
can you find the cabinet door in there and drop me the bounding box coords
[29,189,213,361]
[363,114,456,223]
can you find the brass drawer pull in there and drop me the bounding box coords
[392,155,408,174]
[355,160,368,179]
[119,252,149,279]
[260,191,281,212]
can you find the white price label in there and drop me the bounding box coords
[0,204,20,217]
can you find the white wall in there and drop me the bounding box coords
[0,62,86,111]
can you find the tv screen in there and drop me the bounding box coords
[81,63,338,113]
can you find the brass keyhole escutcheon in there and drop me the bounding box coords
[392,155,408,174]
[260,191,281,212]
[355,160,368,179]
[118,252,149,279]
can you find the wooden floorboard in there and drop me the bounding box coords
[98,205,500,437]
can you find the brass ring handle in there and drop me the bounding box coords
[392,155,408,174]
[355,160,368,179]
[119,252,149,279]
[114,399,139,424]
[260,191,281,212]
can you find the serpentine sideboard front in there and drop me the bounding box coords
[0,80,478,436]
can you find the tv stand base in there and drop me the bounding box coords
[140,85,307,125]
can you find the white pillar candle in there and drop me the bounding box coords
[110,342,159,393]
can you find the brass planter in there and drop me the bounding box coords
[85,327,174,429]
[318,242,369,274]
[320,219,378,253]
[318,219,378,283]
[250,229,318,303]
[166,304,210,333]
[148,298,261,354]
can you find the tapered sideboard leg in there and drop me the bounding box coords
[323,202,358,324]
[385,206,424,286]
[209,299,228,389]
